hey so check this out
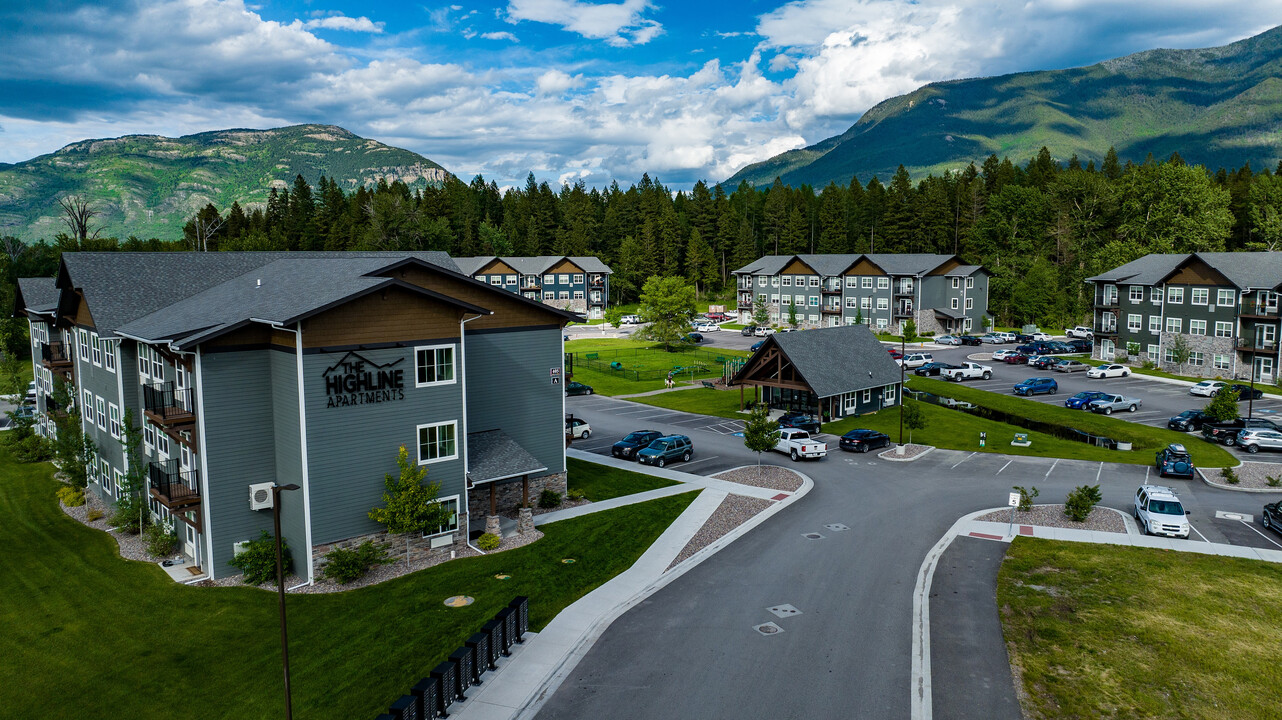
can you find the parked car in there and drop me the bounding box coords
[1014,333,1035,344]
[774,428,827,461]
[637,435,694,468]
[1167,410,1208,431]
[779,412,821,434]
[935,335,961,345]
[915,362,961,377]
[1236,428,1282,453]
[941,362,992,381]
[979,334,1003,344]
[1030,356,1060,370]
[565,381,594,396]
[23,381,37,404]
[1053,359,1089,373]
[839,429,891,453]
[1065,326,1094,339]
[620,314,642,325]
[565,417,592,439]
[1087,394,1142,414]
[750,340,765,352]
[612,430,663,460]
[1155,443,1195,478]
[1189,380,1226,397]
[1004,353,1031,365]
[1086,364,1131,379]
[995,332,1017,343]
[1202,417,1282,446]
[1045,341,1073,354]
[1134,485,1191,538]
[1066,338,1093,353]
[686,332,705,344]
[992,349,1019,361]
[754,326,775,337]
[1013,377,1058,396]
[1262,501,1282,534]
[1030,332,1052,341]
[1228,383,1265,400]
[887,348,903,360]
[741,326,758,336]
[706,312,730,322]
[958,335,983,346]
[900,352,934,369]
[11,404,36,421]
[1064,391,1109,409]
[693,322,719,333]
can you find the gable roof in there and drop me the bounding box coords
[467,429,547,484]
[1086,252,1282,290]
[732,253,963,277]
[14,277,58,318]
[732,324,902,398]
[454,255,613,276]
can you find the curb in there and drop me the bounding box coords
[879,445,937,462]
[1197,467,1282,493]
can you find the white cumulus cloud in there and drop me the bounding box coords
[302,14,384,33]
[481,30,519,41]
[505,0,662,46]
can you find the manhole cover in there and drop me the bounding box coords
[494,574,512,580]
[561,558,576,564]
[444,596,475,607]
[803,533,825,540]
[824,523,850,532]
[1215,510,1252,522]
[753,622,784,636]
[767,604,802,618]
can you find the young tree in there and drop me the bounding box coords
[787,300,799,329]
[742,402,781,466]
[604,307,624,328]
[752,302,772,329]
[1203,387,1241,423]
[901,399,927,444]
[636,275,697,350]
[1168,334,1193,374]
[368,445,452,566]
[111,409,150,534]
[902,319,918,343]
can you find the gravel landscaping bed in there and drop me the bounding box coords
[712,465,803,492]
[61,490,179,565]
[1199,462,1282,491]
[667,493,773,570]
[878,443,934,461]
[976,504,1126,533]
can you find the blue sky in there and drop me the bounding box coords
[1,0,1279,189]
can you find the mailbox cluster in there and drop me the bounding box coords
[375,596,530,720]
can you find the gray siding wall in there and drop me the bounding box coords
[73,327,125,480]
[270,349,307,574]
[302,342,465,546]
[464,326,566,478]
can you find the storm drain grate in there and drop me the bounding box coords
[824,523,850,532]
[803,532,825,540]
[766,604,802,619]
[753,622,784,636]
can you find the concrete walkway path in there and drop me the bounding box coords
[614,383,707,398]
[447,454,813,720]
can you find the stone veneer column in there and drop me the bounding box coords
[517,507,535,535]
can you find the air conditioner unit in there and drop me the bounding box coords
[249,482,276,511]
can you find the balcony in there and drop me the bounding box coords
[148,460,200,510]
[588,296,605,305]
[143,382,195,427]
[821,284,842,295]
[894,305,914,317]
[1237,339,1279,354]
[41,342,73,374]
[1095,297,1121,310]
[821,305,842,315]
[43,396,68,418]
[1095,322,1119,336]
[1240,302,1281,320]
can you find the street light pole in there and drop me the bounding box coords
[899,334,905,444]
[272,483,301,720]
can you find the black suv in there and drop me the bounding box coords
[1155,444,1195,479]
[612,430,663,460]
[779,412,820,434]
[958,335,983,346]
[1167,410,1207,432]
[741,326,757,336]
[839,429,891,453]
[637,435,695,467]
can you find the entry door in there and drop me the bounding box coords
[1256,357,1275,384]
[175,364,190,411]
[183,521,197,559]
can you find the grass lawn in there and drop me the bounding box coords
[566,456,678,501]
[0,445,698,719]
[908,376,1236,467]
[999,538,1282,719]
[565,339,749,397]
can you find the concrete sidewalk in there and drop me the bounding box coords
[448,455,813,720]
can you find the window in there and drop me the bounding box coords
[862,277,873,289]
[1130,286,1145,302]
[845,277,858,289]
[109,404,121,439]
[1214,354,1231,370]
[965,277,974,289]
[506,275,516,285]
[138,345,149,378]
[951,298,959,310]
[758,276,767,287]
[782,276,792,287]
[862,389,871,403]
[843,393,857,411]
[877,297,889,310]
[884,385,897,403]
[78,329,90,361]
[489,276,503,286]
[757,294,767,304]
[415,345,455,386]
[1151,287,1162,303]
[156,432,170,459]
[877,277,889,290]
[951,277,960,289]
[789,294,801,307]
[558,274,570,285]
[573,290,584,300]
[808,314,819,323]
[99,459,111,496]
[95,397,106,430]
[1164,348,1176,363]
[542,292,553,300]
[90,333,101,366]
[113,470,124,498]
[1189,319,1206,336]
[1189,351,1204,367]
[544,274,555,285]
[1218,289,1235,307]
[424,495,460,537]
[417,421,458,464]
[1215,321,1233,338]
[558,291,569,300]
[1148,316,1161,333]
[845,297,857,308]
[1191,288,1208,305]
[151,347,163,379]
[808,296,819,307]
[1128,314,1142,332]
[572,274,583,284]
[965,298,973,310]
[1147,344,1160,358]
[876,318,888,329]
[771,277,779,287]
[861,297,873,309]
[104,341,116,372]
[82,389,92,415]
[1167,287,1184,304]
[143,423,155,453]
[809,277,819,288]
[1165,317,1181,333]
[771,294,779,305]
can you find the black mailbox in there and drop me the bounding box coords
[497,607,516,654]
[466,633,492,678]
[448,647,473,700]
[429,662,457,716]
[481,619,505,661]
[411,677,440,720]
[388,694,418,720]
[508,596,529,642]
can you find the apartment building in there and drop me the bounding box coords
[732,254,991,335]
[453,256,612,319]
[15,251,577,582]
[1086,252,1282,382]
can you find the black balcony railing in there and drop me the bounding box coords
[143,382,195,423]
[148,460,200,508]
[41,341,72,366]
[821,306,842,314]
[1241,301,1281,318]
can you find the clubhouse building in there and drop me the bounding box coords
[16,252,577,582]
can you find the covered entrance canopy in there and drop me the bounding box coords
[466,429,547,515]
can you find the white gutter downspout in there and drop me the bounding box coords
[292,324,314,589]
[194,348,216,578]
[458,313,488,555]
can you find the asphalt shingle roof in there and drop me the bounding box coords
[16,277,58,315]
[454,256,614,276]
[467,429,547,484]
[732,253,960,277]
[1085,252,1282,290]
[736,324,902,398]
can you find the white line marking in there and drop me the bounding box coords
[678,455,720,468]
[1096,462,1103,484]
[1240,521,1282,550]
[578,444,617,453]
[1044,458,1059,478]
[996,460,1012,475]
[610,407,661,415]
[1144,466,1150,482]
[1189,524,1211,543]
[950,452,976,470]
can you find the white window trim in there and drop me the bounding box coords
[951,277,960,289]
[104,340,116,373]
[417,421,459,465]
[1217,289,1236,307]
[877,277,890,290]
[95,397,106,430]
[415,344,457,388]
[1189,320,1206,336]
[1190,288,1208,306]
[877,298,889,310]
[1167,287,1184,304]
[782,276,792,287]
[90,333,102,367]
[1130,286,1144,302]
[572,274,584,284]
[422,495,461,538]
[109,403,121,439]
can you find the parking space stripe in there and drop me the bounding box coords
[1095,462,1103,484]
[1044,458,1059,478]
[1240,521,1282,549]
[1189,524,1211,543]
[996,460,1012,475]
[949,452,977,470]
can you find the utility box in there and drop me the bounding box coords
[448,647,473,699]
[480,620,505,664]
[509,596,530,642]
[410,677,440,720]
[387,694,418,720]
[466,633,492,678]
[429,662,457,715]
[497,608,517,655]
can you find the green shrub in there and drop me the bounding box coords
[1012,485,1038,512]
[538,489,563,509]
[145,520,179,557]
[566,488,586,502]
[10,433,53,463]
[1221,467,1240,485]
[56,485,85,507]
[321,540,392,584]
[1267,475,1280,488]
[86,508,104,522]
[1063,484,1102,522]
[109,504,149,535]
[477,533,501,551]
[229,531,292,586]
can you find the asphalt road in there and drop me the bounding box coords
[542,395,1282,720]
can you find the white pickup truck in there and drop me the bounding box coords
[775,428,827,461]
[1065,326,1094,339]
[940,361,993,382]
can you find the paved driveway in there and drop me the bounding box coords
[542,397,1282,719]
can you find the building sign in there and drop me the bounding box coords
[322,351,406,408]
